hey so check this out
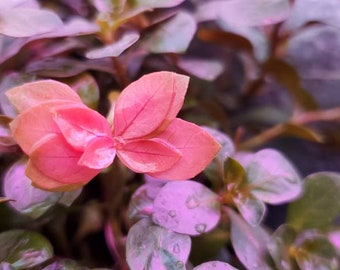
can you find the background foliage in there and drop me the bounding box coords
[0,0,340,269]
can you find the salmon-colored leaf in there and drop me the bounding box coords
[117,139,181,173]
[150,118,221,180]
[114,71,189,139]
[78,137,116,169]
[5,80,81,113]
[29,134,100,184]
[9,100,73,154]
[53,104,112,150]
[26,160,84,192]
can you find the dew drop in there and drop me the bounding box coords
[168,210,176,217]
[185,196,200,209]
[176,261,184,268]
[173,243,180,253]
[194,223,207,233]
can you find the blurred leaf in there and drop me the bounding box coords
[196,0,290,26]
[224,158,246,186]
[193,261,239,270]
[263,58,317,110]
[233,195,266,227]
[328,230,340,251]
[227,208,271,270]
[283,0,340,31]
[0,8,63,37]
[177,58,224,81]
[126,218,191,270]
[243,149,302,204]
[3,159,82,219]
[0,116,16,146]
[190,228,229,265]
[283,123,324,143]
[42,258,87,270]
[128,181,164,220]
[152,181,221,236]
[65,73,100,109]
[133,0,185,9]
[197,29,253,52]
[294,231,339,270]
[0,229,53,269]
[287,172,340,231]
[0,197,12,203]
[142,12,196,53]
[86,31,140,59]
[267,225,297,270]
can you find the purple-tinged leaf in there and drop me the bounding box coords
[177,58,224,81]
[86,31,140,59]
[196,0,291,27]
[242,149,302,204]
[3,159,82,218]
[227,208,271,270]
[126,219,191,270]
[0,8,63,37]
[193,261,239,270]
[128,181,165,220]
[0,116,16,147]
[134,0,185,9]
[152,181,221,236]
[233,195,266,227]
[142,12,197,54]
[328,230,340,251]
[0,0,39,11]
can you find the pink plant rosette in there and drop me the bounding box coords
[6,71,220,191]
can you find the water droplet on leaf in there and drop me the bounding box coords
[194,223,207,233]
[176,261,184,268]
[168,210,176,217]
[185,196,200,209]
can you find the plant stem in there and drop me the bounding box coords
[112,57,130,88]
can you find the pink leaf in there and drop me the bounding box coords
[29,134,100,184]
[78,137,116,169]
[117,139,181,173]
[113,71,189,139]
[9,100,73,154]
[5,80,81,113]
[150,118,221,180]
[53,104,112,150]
[26,160,84,191]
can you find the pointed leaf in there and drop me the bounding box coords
[193,261,239,270]
[6,80,81,113]
[0,230,53,269]
[152,181,221,236]
[78,137,116,169]
[126,219,191,270]
[53,104,112,150]
[287,172,340,231]
[150,119,221,180]
[9,101,72,154]
[86,31,140,59]
[142,12,196,53]
[29,134,100,184]
[117,139,181,173]
[114,71,189,139]
[245,149,302,204]
[0,8,63,37]
[227,208,271,270]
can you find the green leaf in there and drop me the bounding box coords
[224,158,246,186]
[0,230,53,269]
[142,12,196,53]
[262,58,318,110]
[267,225,297,270]
[283,123,324,143]
[126,218,191,270]
[294,231,339,270]
[227,208,271,270]
[0,8,63,37]
[287,172,340,231]
[243,149,302,204]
